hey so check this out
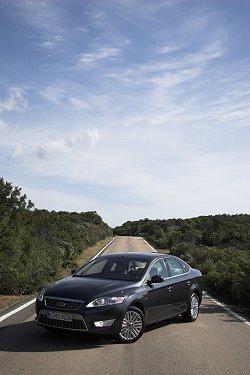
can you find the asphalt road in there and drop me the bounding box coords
[0,236,249,375]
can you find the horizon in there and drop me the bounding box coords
[2,175,249,229]
[0,0,249,227]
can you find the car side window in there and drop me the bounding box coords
[148,260,169,280]
[178,259,190,273]
[164,258,184,277]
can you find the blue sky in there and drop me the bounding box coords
[0,0,249,227]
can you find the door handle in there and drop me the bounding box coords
[186,281,191,286]
[167,287,172,292]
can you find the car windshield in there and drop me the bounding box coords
[74,257,148,282]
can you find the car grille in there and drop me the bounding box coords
[38,310,88,331]
[44,297,83,310]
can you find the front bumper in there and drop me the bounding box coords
[36,299,125,335]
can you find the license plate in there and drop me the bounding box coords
[48,311,73,322]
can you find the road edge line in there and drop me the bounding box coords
[91,237,117,259]
[0,298,36,323]
[203,292,250,328]
[142,238,157,252]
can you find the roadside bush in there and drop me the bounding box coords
[0,177,112,294]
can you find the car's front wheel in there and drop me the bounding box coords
[115,306,145,343]
[182,292,200,322]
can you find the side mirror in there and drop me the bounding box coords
[147,275,164,287]
[71,268,77,275]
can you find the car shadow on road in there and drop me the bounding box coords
[145,316,182,333]
[0,316,185,352]
[0,321,115,352]
[1,302,244,353]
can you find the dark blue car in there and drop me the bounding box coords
[36,252,202,343]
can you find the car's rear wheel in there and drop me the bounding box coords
[115,306,145,343]
[182,292,200,322]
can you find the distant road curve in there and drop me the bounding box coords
[101,236,156,254]
[0,236,250,375]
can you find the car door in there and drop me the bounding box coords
[163,257,191,315]
[144,259,174,324]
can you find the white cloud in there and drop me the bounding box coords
[157,44,185,54]
[8,128,100,160]
[9,144,25,160]
[66,129,100,150]
[34,35,63,50]
[0,119,7,128]
[39,86,66,105]
[84,10,103,22]
[184,41,226,66]
[70,97,91,110]
[15,0,65,34]
[0,88,28,113]
[149,67,201,88]
[86,129,100,149]
[77,47,121,66]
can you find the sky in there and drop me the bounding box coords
[0,0,249,227]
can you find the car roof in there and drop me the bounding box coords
[98,252,171,261]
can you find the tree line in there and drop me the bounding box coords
[0,177,112,295]
[114,215,250,309]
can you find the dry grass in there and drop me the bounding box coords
[0,236,114,312]
[0,295,33,312]
[59,236,114,278]
[156,249,170,254]
[76,236,114,267]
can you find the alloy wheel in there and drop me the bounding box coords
[119,310,143,341]
[190,294,199,319]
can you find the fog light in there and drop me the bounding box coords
[94,319,115,327]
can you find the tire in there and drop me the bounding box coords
[115,306,145,343]
[182,292,200,322]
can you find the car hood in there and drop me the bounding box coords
[44,276,134,302]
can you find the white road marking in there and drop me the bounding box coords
[91,237,117,259]
[203,292,250,327]
[0,299,36,323]
[143,238,157,252]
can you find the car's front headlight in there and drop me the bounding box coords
[86,296,125,308]
[37,288,46,302]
